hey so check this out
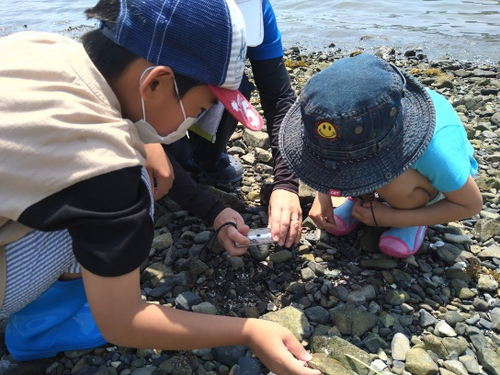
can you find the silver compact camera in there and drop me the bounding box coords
[236,228,273,247]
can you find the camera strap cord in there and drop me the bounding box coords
[200,221,238,261]
[354,193,380,228]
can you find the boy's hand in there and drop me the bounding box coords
[213,208,250,256]
[244,319,321,375]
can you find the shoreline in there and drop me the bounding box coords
[2,23,500,65]
[279,40,500,67]
[1,46,499,374]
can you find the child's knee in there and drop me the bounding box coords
[381,187,433,209]
[377,169,438,209]
[406,187,434,208]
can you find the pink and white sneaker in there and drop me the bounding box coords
[326,197,360,236]
[379,225,427,258]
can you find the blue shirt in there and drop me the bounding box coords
[412,89,478,193]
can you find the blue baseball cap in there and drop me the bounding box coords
[279,54,436,197]
[100,0,263,130]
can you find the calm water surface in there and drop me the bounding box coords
[1,0,499,63]
[273,0,500,63]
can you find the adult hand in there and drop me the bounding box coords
[213,208,250,256]
[244,319,321,375]
[144,143,174,200]
[308,192,337,232]
[268,189,302,248]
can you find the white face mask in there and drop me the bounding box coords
[134,66,197,144]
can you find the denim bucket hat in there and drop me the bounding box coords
[279,54,436,197]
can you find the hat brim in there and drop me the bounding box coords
[235,0,264,47]
[279,70,436,197]
[209,85,263,131]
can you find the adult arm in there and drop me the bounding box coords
[250,57,297,194]
[250,57,302,247]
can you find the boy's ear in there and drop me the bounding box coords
[139,66,174,99]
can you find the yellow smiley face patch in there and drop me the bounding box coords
[315,121,339,140]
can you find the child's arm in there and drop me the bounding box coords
[82,267,321,375]
[308,192,338,232]
[352,176,483,227]
[143,143,174,200]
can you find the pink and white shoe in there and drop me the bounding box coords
[326,197,360,236]
[379,225,427,258]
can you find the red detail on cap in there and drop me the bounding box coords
[208,85,263,131]
[329,189,341,197]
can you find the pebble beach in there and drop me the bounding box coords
[1,47,499,375]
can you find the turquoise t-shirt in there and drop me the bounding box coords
[412,89,478,193]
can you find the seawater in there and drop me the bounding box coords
[1,0,499,63]
[273,0,500,63]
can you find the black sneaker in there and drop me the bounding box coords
[188,153,243,184]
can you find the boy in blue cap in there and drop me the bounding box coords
[0,0,320,373]
[279,54,482,258]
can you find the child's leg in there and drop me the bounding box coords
[374,169,438,257]
[376,168,438,209]
[379,226,428,258]
[326,197,361,236]
[2,230,105,361]
[1,230,80,317]
[5,278,106,361]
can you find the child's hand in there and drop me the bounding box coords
[244,319,322,375]
[309,192,337,232]
[352,198,393,227]
[213,208,250,256]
